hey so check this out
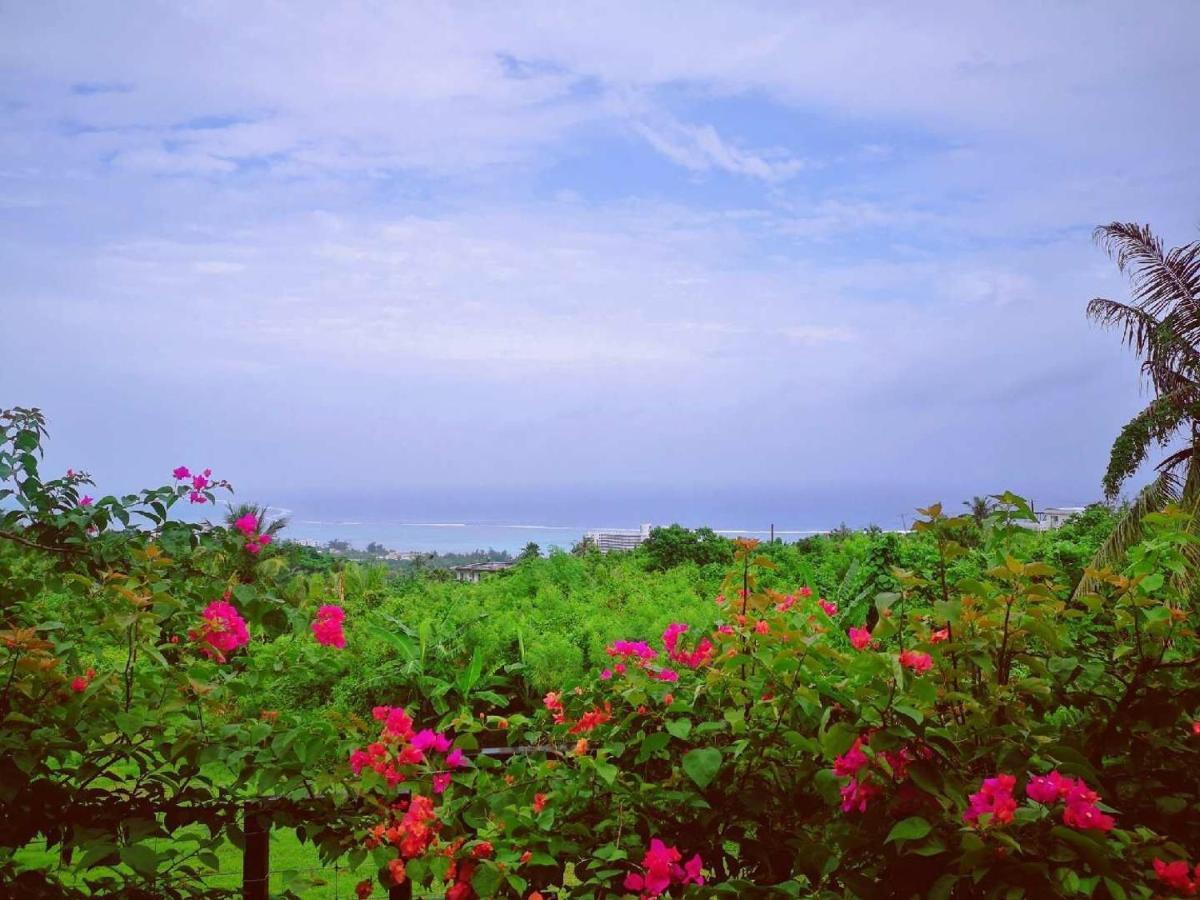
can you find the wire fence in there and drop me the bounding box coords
[7,746,563,899]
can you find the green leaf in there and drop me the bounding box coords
[120,844,159,877]
[471,861,502,896]
[366,624,416,659]
[665,718,692,740]
[637,732,671,763]
[681,747,722,789]
[885,817,932,843]
[457,645,484,695]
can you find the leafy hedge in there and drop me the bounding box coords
[2,407,1198,899]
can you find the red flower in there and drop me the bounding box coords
[355,878,374,898]
[899,649,933,675]
[533,793,547,813]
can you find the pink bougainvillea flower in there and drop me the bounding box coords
[191,600,250,663]
[244,541,261,554]
[533,792,547,813]
[444,747,466,769]
[1025,771,1071,805]
[818,598,838,617]
[899,649,933,675]
[233,513,258,536]
[432,772,451,794]
[189,491,206,504]
[1153,859,1197,894]
[839,777,882,814]
[963,774,1017,826]
[70,675,90,693]
[798,586,813,598]
[775,594,796,613]
[600,668,613,681]
[1061,779,1115,831]
[930,627,950,644]
[716,624,734,635]
[311,604,347,648]
[259,534,272,546]
[80,495,94,506]
[833,739,870,778]
[655,668,679,683]
[755,619,769,635]
[623,838,702,898]
[848,627,871,650]
[607,639,658,662]
[172,466,190,480]
[191,474,209,490]
[662,623,714,668]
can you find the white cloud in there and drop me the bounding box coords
[633,117,806,181]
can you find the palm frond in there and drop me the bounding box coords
[1093,223,1200,325]
[1072,469,1180,601]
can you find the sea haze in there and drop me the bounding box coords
[253,481,1092,553]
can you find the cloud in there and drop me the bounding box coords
[633,117,806,181]
[0,1,1195,500]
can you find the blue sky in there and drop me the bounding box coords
[2,1,1199,517]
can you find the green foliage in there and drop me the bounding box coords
[2,408,1195,899]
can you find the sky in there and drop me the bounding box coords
[2,1,1199,525]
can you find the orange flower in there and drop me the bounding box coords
[387,857,407,885]
[573,737,589,755]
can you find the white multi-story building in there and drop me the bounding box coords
[584,523,653,553]
[1034,507,1086,531]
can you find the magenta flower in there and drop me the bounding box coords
[444,747,466,769]
[233,513,258,536]
[191,474,209,490]
[311,604,346,648]
[190,599,250,663]
[964,774,1017,826]
[818,598,838,616]
[432,772,451,794]
[188,490,207,504]
[848,626,871,650]
[80,495,94,507]
[172,466,190,480]
[899,649,933,675]
[600,668,613,680]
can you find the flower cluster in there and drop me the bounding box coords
[349,706,465,793]
[833,733,929,814]
[662,623,713,668]
[70,667,96,693]
[818,598,838,617]
[848,626,872,650]
[189,599,250,663]
[232,513,273,554]
[963,774,1018,826]
[623,838,704,898]
[311,604,346,648]
[173,465,214,504]
[607,640,658,662]
[365,793,441,862]
[1025,771,1115,832]
[899,649,933,675]
[1154,857,1200,895]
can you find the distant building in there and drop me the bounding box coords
[1035,507,1086,531]
[452,561,516,583]
[584,523,653,553]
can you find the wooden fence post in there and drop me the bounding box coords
[243,802,270,900]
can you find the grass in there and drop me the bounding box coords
[13,828,382,898]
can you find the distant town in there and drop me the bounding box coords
[288,505,1088,581]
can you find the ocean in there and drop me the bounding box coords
[251,482,1000,554]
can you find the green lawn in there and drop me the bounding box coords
[16,828,382,898]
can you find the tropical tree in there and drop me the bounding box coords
[964,495,995,528]
[1080,221,1200,590]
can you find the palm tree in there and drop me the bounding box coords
[224,503,290,539]
[1077,222,1200,593]
[963,496,995,528]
